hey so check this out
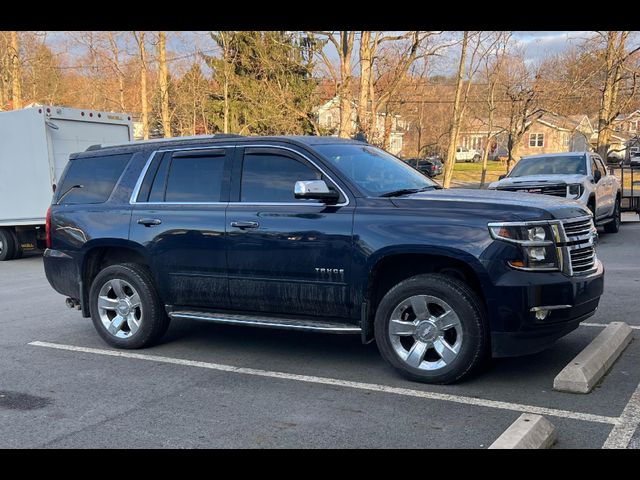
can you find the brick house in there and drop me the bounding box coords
[460,113,595,160]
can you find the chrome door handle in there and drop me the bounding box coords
[137,218,162,227]
[230,221,259,229]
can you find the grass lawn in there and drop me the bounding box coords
[446,160,510,187]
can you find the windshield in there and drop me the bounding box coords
[508,155,587,177]
[315,144,438,196]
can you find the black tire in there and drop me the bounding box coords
[604,197,621,234]
[89,263,170,349]
[374,274,489,384]
[0,228,16,261]
[587,197,596,217]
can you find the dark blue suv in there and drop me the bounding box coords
[44,135,604,383]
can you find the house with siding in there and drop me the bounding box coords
[313,96,406,155]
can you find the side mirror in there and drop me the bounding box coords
[294,180,340,204]
[593,170,602,183]
[498,174,506,180]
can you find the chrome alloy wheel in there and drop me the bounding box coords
[0,239,4,255]
[97,278,143,339]
[387,295,463,371]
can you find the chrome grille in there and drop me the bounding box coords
[562,217,593,239]
[561,216,597,275]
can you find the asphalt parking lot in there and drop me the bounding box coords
[1,216,639,449]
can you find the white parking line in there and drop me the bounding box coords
[29,340,618,426]
[603,380,640,449]
[582,322,640,330]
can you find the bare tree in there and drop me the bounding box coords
[312,31,356,138]
[479,32,511,188]
[133,31,149,139]
[594,32,640,158]
[106,32,127,112]
[442,32,503,188]
[10,31,22,109]
[158,31,171,137]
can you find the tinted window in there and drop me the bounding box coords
[241,152,321,203]
[57,153,131,204]
[314,144,437,197]
[164,155,225,202]
[508,155,587,177]
[148,156,171,202]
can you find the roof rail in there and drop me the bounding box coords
[84,133,245,151]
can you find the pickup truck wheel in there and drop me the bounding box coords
[604,198,621,234]
[0,228,16,261]
[374,274,488,384]
[89,263,170,349]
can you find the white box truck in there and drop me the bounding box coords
[0,105,133,260]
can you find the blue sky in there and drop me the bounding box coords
[45,31,593,74]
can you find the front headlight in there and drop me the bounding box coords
[488,222,561,271]
[567,184,583,199]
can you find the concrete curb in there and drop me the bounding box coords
[489,414,556,449]
[554,322,633,394]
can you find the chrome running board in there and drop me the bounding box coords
[168,310,362,334]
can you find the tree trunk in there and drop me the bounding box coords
[382,105,393,150]
[135,32,149,140]
[358,31,372,137]
[10,31,22,109]
[480,82,496,188]
[596,32,627,159]
[442,32,469,189]
[158,31,171,137]
[338,31,355,139]
[219,32,230,134]
[106,32,126,112]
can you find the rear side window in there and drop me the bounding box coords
[56,153,131,204]
[165,155,225,203]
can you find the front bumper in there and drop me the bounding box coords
[487,259,604,357]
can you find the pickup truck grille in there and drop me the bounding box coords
[497,185,567,197]
[561,217,597,275]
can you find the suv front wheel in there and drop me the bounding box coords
[374,274,489,384]
[89,263,170,349]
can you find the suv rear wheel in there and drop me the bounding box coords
[374,274,489,384]
[89,263,170,349]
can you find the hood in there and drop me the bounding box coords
[488,174,586,189]
[389,188,590,222]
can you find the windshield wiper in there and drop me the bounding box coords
[379,186,434,198]
[56,184,84,204]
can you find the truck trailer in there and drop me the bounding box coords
[0,105,133,261]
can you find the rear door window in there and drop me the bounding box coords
[164,150,227,203]
[56,153,132,204]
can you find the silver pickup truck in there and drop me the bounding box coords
[488,152,622,233]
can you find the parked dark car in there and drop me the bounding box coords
[405,157,443,177]
[43,135,604,384]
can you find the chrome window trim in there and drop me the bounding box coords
[129,143,351,207]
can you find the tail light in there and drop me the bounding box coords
[45,206,52,249]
